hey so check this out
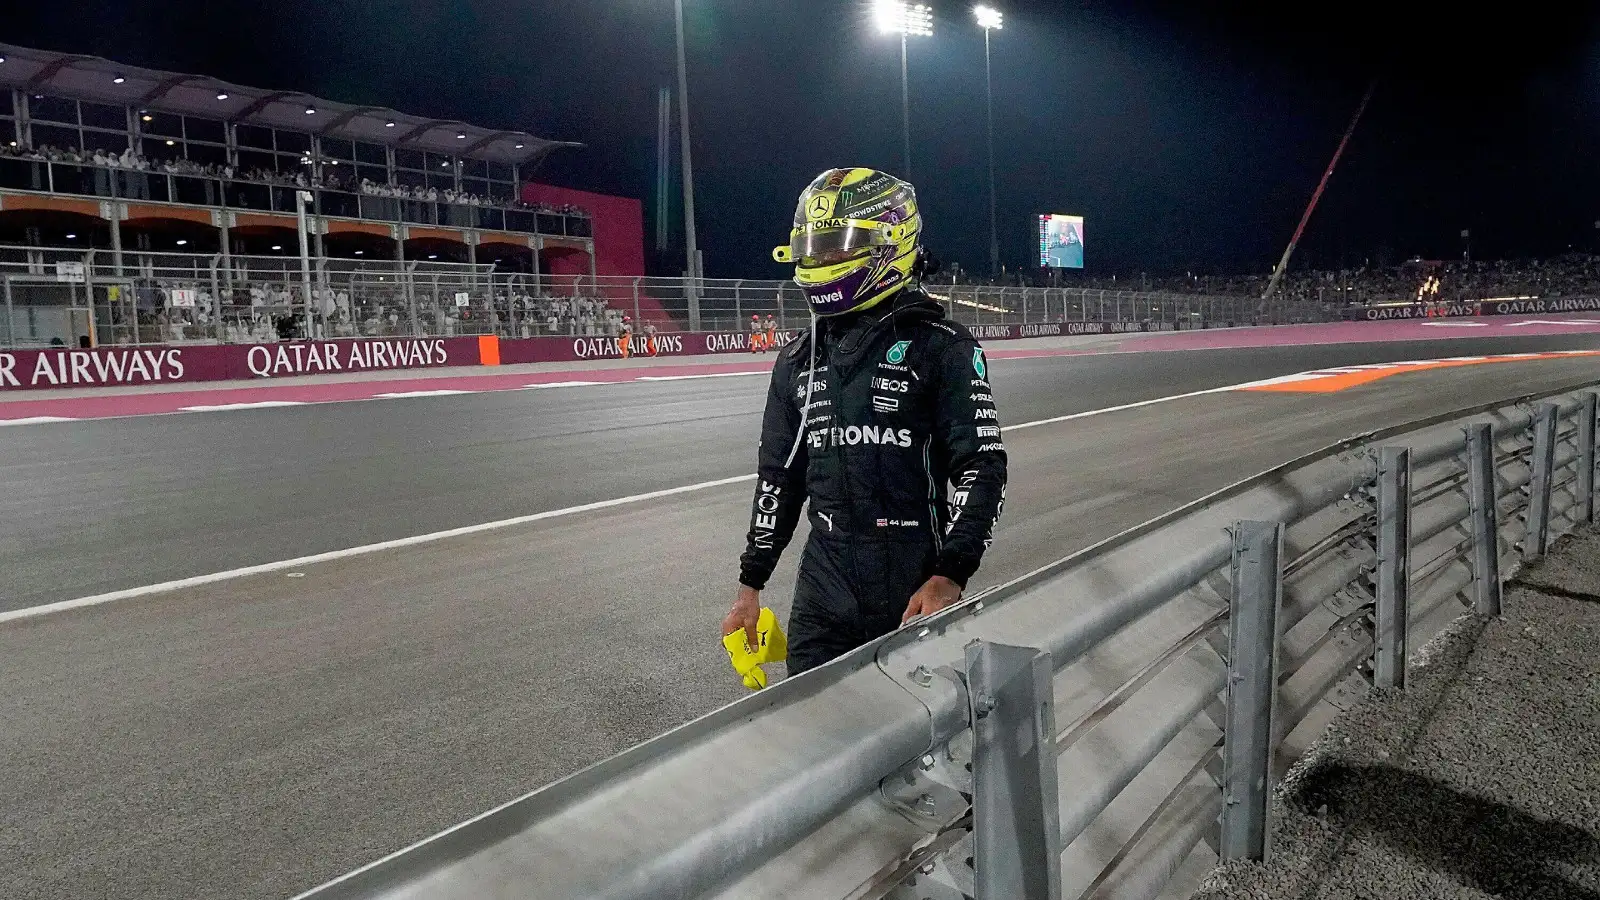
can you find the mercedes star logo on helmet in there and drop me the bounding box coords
[808,195,830,219]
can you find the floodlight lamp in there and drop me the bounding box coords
[974,5,1002,29]
[906,4,933,35]
[872,0,906,33]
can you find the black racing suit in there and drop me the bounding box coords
[738,289,1008,675]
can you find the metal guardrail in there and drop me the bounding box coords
[293,382,1600,900]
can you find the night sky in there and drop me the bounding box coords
[8,2,1600,278]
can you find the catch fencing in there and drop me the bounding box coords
[294,383,1600,900]
[2,246,1304,350]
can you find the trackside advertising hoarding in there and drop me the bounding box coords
[0,330,799,391]
[0,337,473,391]
[1343,297,1600,320]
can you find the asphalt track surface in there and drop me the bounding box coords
[2,332,1599,900]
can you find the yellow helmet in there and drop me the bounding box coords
[772,168,922,317]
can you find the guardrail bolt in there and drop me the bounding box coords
[920,754,936,770]
[974,692,997,718]
[919,860,937,875]
[972,600,985,614]
[917,627,931,640]
[910,665,934,687]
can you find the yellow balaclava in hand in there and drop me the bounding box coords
[723,607,788,689]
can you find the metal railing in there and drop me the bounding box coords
[1,247,1305,349]
[294,383,1600,900]
[0,156,592,237]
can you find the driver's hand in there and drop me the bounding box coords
[902,575,962,624]
[723,585,762,648]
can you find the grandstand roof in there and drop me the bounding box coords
[0,43,580,169]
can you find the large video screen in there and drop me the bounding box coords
[1038,214,1085,269]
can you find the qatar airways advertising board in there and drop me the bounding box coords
[0,338,469,391]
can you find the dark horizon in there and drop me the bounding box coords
[6,1,1599,279]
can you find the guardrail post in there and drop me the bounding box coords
[1580,393,1597,526]
[1524,403,1559,561]
[965,641,1061,900]
[1374,447,1411,690]
[1219,520,1283,863]
[1465,424,1503,617]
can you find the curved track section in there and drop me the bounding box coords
[0,332,1597,899]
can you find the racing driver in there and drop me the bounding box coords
[723,167,1007,676]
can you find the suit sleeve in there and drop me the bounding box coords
[739,354,808,590]
[929,338,1007,588]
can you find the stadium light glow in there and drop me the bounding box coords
[176,239,188,246]
[974,5,1002,29]
[514,142,525,149]
[141,113,152,122]
[873,0,933,35]
[216,92,229,100]
[0,56,7,64]
[428,254,438,259]
[354,250,364,255]
[65,233,76,239]
[384,120,396,128]
[112,74,126,84]
[165,139,175,146]
[455,132,466,139]
[304,106,316,115]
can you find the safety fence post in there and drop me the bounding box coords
[1465,424,1503,617]
[1524,403,1559,561]
[1580,393,1597,526]
[2,275,12,347]
[1218,520,1283,863]
[1374,447,1411,690]
[966,641,1061,900]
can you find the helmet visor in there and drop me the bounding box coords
[790,219,892,263]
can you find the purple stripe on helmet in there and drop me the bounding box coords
[800,263,876,316]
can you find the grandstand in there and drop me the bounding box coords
[0,42,658,345]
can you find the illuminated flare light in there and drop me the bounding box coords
[974,5,1003,29]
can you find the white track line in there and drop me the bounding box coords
[636,371,767,381]
[1001,377,1266,432]
[0,416,79,426]
[15,349,1597,621]
[523,380,606,389]
[0,473,760,624]
[3,380,1274,623]
[374,389,475,399]
[178,400,308,412]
